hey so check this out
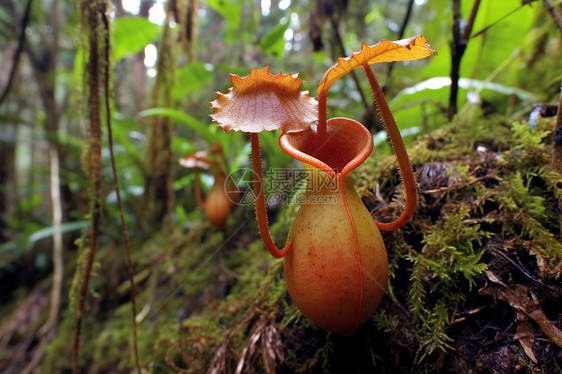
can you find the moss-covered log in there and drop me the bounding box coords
[7,116,561,373]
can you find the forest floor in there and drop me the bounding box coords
[1,113,561,373]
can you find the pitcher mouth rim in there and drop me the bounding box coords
[278,117,374,177]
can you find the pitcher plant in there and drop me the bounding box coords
[179,143,239,229]
[211,36,435,335]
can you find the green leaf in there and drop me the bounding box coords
[113,17,161,62]
[172,136,197,155]
[112,115,143,158]
[172,62,214,100]
[393,77,538,102]
[18,192,43,213]
[0,8,14,39]
[204,0,241,30]
[461,1,534,83]
[259,21,289,60]
[311,52,329,63]
[27,221,90,246]
[174,205,188,223]
[137,107,223,145]
[173,174,195,191]
[73,47,85,87]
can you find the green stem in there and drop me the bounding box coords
[101,4,141,371]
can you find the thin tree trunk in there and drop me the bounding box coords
[145,9,175,232]
[133,0,155,112]
[22,0,63,338]
[448,0,480,119]
[73,2,104,371]
[449,0,462,120]
[0,0,32,105]
[20,0,62,372]
[0,131,15,243]
[552,88,562,234]
[41,0,63,339]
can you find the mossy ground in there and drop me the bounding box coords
[2,115,561,373]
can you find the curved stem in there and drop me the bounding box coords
[73,4,102,371]
[103,11,141,371]
[363,64,417,231]
[193,167,206,209]
[251,133,292,258]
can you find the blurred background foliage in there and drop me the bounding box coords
[0,0,561,372]
[2,0,560,255]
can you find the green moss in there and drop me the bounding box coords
[44,113,561,373]
[400,204,489,362]
[357,115,561,372]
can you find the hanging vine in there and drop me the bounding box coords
[72,1,141,372]
[72,2,103,371]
